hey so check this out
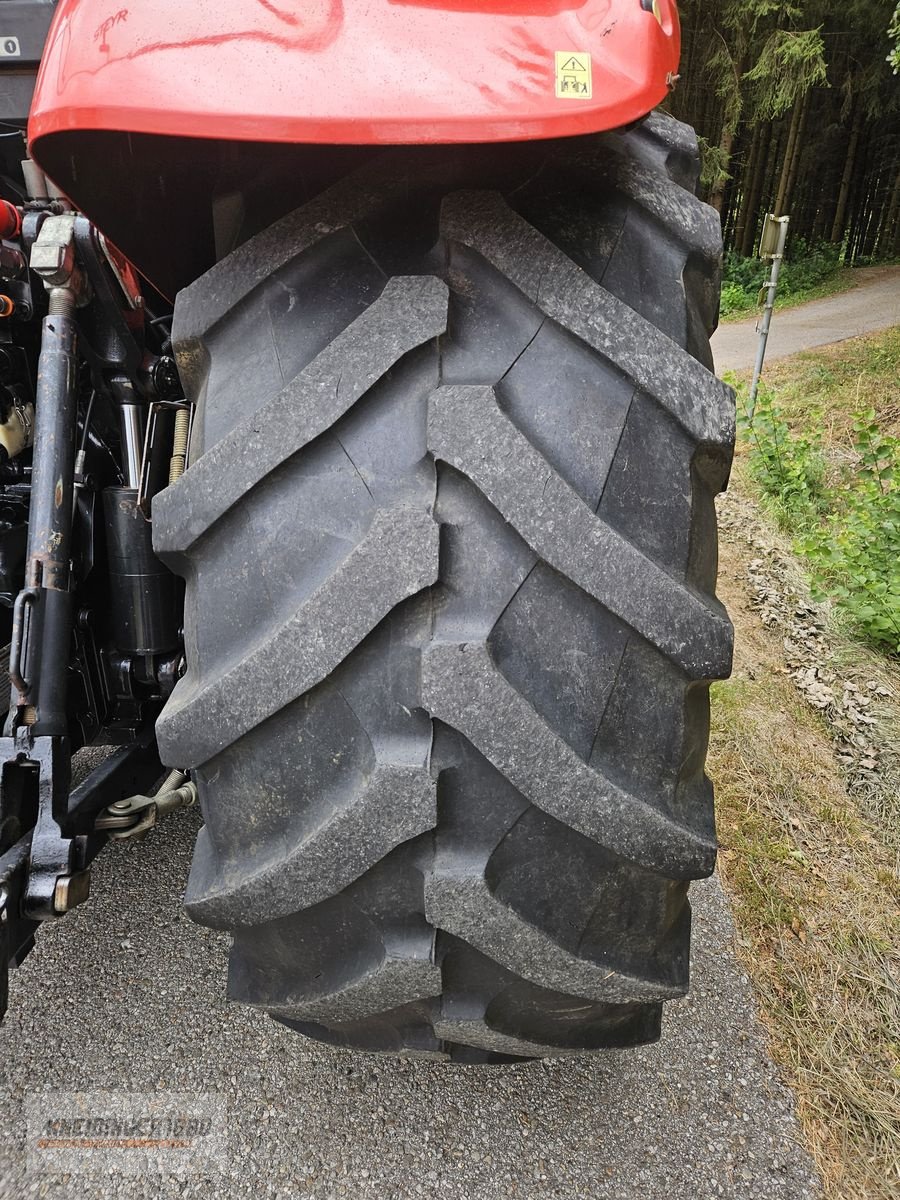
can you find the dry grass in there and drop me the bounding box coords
[754,326,900,444]
[711,522,900,1198]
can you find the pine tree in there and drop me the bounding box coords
[671,0,899,262]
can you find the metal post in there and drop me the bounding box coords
[748,214,790,418]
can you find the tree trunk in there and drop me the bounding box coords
[740,123,770,256]
[831,102,862,244]
[708,122,736,213]
[677,25,698,125]
[734,124,761,253]
[775,98,806,216]
[883,166,900,258]
[781,95,809,217]
[880,165,900,257]
[794,178,813,243]
[720,126,746,239]
[813,154,836,242]
[708,45,746,216]
[861,158,887,260]
[847,130,873,262]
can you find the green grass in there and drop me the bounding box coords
[728,329,900,653]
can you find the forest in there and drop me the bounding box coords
[668,0,899,267]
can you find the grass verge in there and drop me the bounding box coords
[711,331,900,1196]
[720,265,859,322]
[710,537,900,1198]
[730,328,900,653]
[749,328,900,446]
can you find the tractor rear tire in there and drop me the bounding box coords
[153,112,735,1062]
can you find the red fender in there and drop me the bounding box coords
[30,0,679,146]
[28,0,680,294]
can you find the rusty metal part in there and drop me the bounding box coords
[8,216,84,729]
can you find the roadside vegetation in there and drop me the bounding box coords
[731,329,900,652]
[719,242,855,319]
[710,329,900,1198]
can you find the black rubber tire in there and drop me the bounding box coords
[153,112,735,1062]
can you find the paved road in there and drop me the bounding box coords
[0,809,820,1200]
[713,265,900,372]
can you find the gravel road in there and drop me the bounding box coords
[712,265,900,372]
[0,804,820,1200]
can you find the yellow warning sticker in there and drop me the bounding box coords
[555,51,592,100]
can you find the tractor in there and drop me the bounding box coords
[0,0,733,1062]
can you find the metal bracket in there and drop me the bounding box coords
[0,728,164,1019]
[97,233,143,312]
[15,732,81,919]
[95,770,197,841]
[137,400,194,517]
[29,213,90,307]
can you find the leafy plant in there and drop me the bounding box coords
[720,280,752,317]
[738,384,900,654]
[803,411,900,652]
[737,382,826,527]
[744,26,828,119]
[720,240,845,317]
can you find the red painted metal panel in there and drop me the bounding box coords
[29,1,679,150]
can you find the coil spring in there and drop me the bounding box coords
[168,407,190,484]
